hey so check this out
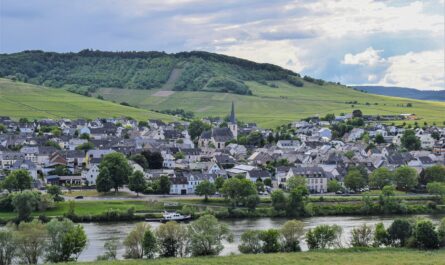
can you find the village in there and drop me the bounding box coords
[0,103,444,197]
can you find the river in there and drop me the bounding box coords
[78,214,444,261]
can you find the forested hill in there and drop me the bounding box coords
[0,50,321,95]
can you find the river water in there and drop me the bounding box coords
[78,214,444,261]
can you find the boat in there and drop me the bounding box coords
[145,211,192,222]
[162,211,192,222]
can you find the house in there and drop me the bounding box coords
[199,127,234,149]
[246,169,270,182]
[1,152,25,169]
[81,164,100,185]
[169,176,188,195]
[285,166,330,193]
[277,140,300,149]
[418,134,435,149]
[10,159,38,180]
[318,128,332,140]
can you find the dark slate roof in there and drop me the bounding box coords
[290,166,326,178]
[214,154,236,164]
[181,148,201,155]
[248,169,270,179]
[170,176,188,185]
[211,127,234,142]
[418,156,434,164]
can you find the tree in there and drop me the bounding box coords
[271,190,287,211]
[421,165,445,184]
[46,185,64,202]
[2,169,32,192]
[97,237,119,260]
[187,215,233,256]
[413,220,440,249]
[99,152,132,193]
[214,176,225,191]
[17,220,47,264]
[124,223,152,259]
[220,177,257,207]
[426,182,445,200]
[156,221,189,258]
[286,186,308,217]
[352,109,362,118]
[373,222,389,247]
[130,154,149,169]
[401,130,421,150]
[263,178,272,187]
[0,230,16,265]
[375,134,385,144]
[195,180,216,201]
[287,175,306,190]
[387,219,412,247]
[46,218,87,262]
[259,229,281,253]
[128,171,146,197]
[280,220,304,252]
[439,218,445,247]
[369,167,394,189]
[188,120,211,140]
[157,175,171,194]
[306,224,342,249]
[141,150,164,169]
[12,190,38,222]
[75,142,94,151]
[327,179,342,192]
[344,168,367,192]
[245,194,260,211]
[142,229,157,259]
[394,166,418,191]
[238,230,262,254]
[350,224,373,247]
[96,168,113,193]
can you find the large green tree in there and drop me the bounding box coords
[155,221,189,258]
[99,152,133,193]
[187,215,233,256]
[2,169,32,192]
[220,177,257,207]
[401,130,421,150]
[188,120,211,140]
[394,166,418,191]
[369,167,394,189]
[195,180,216,201]
[15,220,47,265]
[46,218,87,262]
[128,171,146,197]
[344,168,367,192]
[12,190,38,222]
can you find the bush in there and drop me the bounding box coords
[412,220,440,249]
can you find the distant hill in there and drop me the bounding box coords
[0,50,324,96]
[353,86,445,101]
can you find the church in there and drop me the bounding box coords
[199,102,238,149]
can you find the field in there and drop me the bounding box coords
[0,78,175,122]
[65,249,445,265]
[94,80,445,128]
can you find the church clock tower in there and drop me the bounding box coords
[228,101,238,139]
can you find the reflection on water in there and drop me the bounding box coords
[78,214,443,261]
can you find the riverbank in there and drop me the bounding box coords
[0,195,443,224]
[59,249,445,265]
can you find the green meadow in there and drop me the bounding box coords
[63,249,445,265]
[94,80,445,128]
[0,78,175,122]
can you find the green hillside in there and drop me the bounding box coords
[0,78,175,122]
[1,50,444,128]
[0,50,298,95]
[94,80,445,128]
[66,249,445,265]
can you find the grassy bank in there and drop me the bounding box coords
[63,249,445,265]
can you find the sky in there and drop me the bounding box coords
[1,0,444,90]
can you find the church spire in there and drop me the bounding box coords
[230,101,236,124]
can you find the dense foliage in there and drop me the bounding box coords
[0,50,303,95]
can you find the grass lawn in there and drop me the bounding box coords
[94,80,445,128]
[63,249,445,265]
[0,200,164,220]
[0,78,176,122]
[362,190,406,196]
[63,190,136,198]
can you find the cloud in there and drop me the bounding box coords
[342,47,386,66]
[0,0,444,89]
[378,49,445,90]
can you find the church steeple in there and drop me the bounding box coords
[230,101,236,124]
[228,101,238,139]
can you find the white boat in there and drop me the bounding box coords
[161,211,191,222]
